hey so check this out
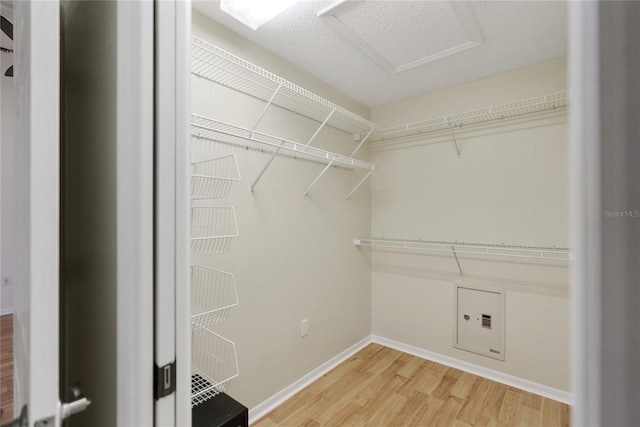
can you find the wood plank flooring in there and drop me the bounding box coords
[253,344,570,427]
[1,314,13,425]
[0,317,571,426]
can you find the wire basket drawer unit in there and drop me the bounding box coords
[191,154,241,200]
[191,206,239,256]
[192,328,239,407]
[191,265,239,329]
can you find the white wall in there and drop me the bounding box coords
[1,45,14,315]
[370,58,571,393]
[191,12,372,409]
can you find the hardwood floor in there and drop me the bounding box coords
[1,314,13,425]
[253,344,570,427]
[0,319,571,426]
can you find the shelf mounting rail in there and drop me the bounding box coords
[371,92,570,150]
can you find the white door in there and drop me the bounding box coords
[58,1,188,425]
[9,2,189,425]
[12,1,62,425]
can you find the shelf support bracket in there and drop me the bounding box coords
[250,142,284,194]
[451,246,464,276]
[251,108,336,195]
[344,128,376,199]
[303,161,334,198]
[346,169,374,200]
[447,121,462,159]
[349,127,374,157]
[252,84,282,138]
[306,109,335,147]
[303,127,374,198]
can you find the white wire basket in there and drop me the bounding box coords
[191,207,239,256]
[191,154,241,200]
[192,328,239,407]
[191,265,239,329]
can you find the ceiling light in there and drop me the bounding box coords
[220,0,298,31]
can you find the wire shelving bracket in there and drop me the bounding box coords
[446,121,462,159]
[251,84,282,137]
[304,127,375,199]
[251,108,335,194]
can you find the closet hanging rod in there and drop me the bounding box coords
[372,91,569,142]
[354,237,571,261]
[190,114,376,172]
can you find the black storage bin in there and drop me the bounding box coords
[192,393,248,427]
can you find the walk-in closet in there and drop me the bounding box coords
[2,1,639,426]
[187,1,571,425]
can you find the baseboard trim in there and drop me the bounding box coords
[371,335,572,405]
[0,308,14,316]
[248,336,373,425]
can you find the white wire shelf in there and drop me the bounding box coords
[191,265,239,329]
[372,92,569,142]
[191,207,239,256]
[354,237,571,261]
[191,36,375,136]
[191,328,239,407]
[191,154,241,200]
[191,114,376,172]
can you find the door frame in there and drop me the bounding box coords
[115,1,155,425]
[153,1,191,425]
[570,2,640,426]
[12,0,61,424]
[115,1,191,424]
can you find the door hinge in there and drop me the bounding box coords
[154,361,176,400]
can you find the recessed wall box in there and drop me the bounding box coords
[454,285,505,361]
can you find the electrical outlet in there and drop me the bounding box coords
[300,319,309,337]
[1,276,11,287]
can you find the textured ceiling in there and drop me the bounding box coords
[318,1,483,74]
[192,1,568,107]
